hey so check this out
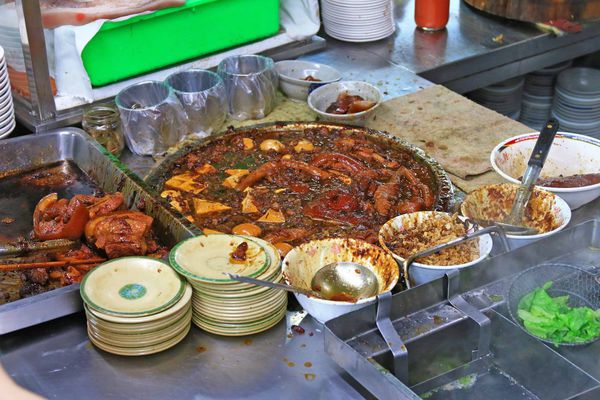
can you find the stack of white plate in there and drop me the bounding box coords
[170,234,287,336]
[80,257,192,356]
[321,0,395,43]
[551,68,600,138]
[468,77,524,119]
[520,61,572,129]
[0,46,15,138]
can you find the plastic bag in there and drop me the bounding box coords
[165,69,227,138]
[218,55,278,121]
[115,80,188,156]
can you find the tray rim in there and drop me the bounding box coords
[144,121,455,212]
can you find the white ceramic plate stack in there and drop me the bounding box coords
[321,0,395,43]
[0,46,15,139]
[520,61,572,130]
[468,76,524,120]
[80,257,192,356]
[170,234,287,336]
[551,68,600,138]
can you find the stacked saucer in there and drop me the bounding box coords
[520,61,572,129]
[551,68,600,138]
[170,234,287,336]
[0,46,15,138]
[80,257,192,356]
[468,77,524,119]
[321,0,395,43]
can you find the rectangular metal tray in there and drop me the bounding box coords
[0,128,200,334]
[324,219,600,399]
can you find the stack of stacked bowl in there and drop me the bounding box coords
[321,0,396,43]
[468,77,524,119]
[80,257,192,356]
[169,234,287,336]
[551,68,600,138]
[520,61,572,129]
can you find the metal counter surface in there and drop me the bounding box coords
[2,197,599,400]
[300,0,600,93]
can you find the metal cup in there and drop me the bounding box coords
[115,80,188,156]
[217,55,278,121]
[165,69,227,138]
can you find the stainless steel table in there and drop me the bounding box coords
[3,1,600,397]
[301,0,600,94]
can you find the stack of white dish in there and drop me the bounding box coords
[468,77,524,119]
[80,257,192,356]
[551,68,600,138]
[170,234,287,336]
[0,46,15,138]
[321,0,395,43]
[520,61,572,129]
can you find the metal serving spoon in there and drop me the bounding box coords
[226,273,328,300]
[310,262,379,301]
[227,261,379,301]
[504,119,559,230]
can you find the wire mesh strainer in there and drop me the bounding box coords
[508,263,600,346]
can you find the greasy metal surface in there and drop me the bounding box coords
[0,309,369,400]
[0,128,199,334]
[301,0,600,94]
[144,121,455,214]
[324,218,600,398]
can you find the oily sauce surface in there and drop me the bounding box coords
[162,127,439,247]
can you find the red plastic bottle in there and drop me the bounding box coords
[415,0,450,31]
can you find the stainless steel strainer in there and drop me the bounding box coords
[507,263,600,346]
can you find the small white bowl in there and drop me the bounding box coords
[274,60,342,101]
[378,212,493,286]
[491,132,600,209]
[307,81,382,127]
[460,183,572,249]
[282,238,399,323]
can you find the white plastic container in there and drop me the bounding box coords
[491,132,600,209]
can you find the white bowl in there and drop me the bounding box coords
[274,60,341,101]
[460,184,572,249]
[282,238,399,323]
[307,81,382,127]
[491,132,600,209]
[378,212,493,286]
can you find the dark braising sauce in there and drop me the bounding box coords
[537,173,600,188]
[163,127,439,247]
[0,161,102,243]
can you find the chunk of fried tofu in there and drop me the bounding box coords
[160,190,186,213]
[203,228,222,235]
[196,164,217,174]
[193,198,231,216]
[165,172,207,195]
[223,169,250,189]
[241,189,259,214]
[257,208,285,223]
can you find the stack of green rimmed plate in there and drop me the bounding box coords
[80,257,192,356]
[169,234,287,336]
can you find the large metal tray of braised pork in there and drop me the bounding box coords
[324,218,600,399]
[0,128,199,334]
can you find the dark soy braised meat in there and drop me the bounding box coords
[163,126,438,250]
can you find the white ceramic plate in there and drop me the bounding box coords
[81,257,185,317]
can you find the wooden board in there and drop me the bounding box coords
[464,0,600,23]
[366,85,532,180]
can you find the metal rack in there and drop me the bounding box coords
[8,0,325,132]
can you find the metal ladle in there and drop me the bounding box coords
[227,261,379,301]
[310,262,379,301]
